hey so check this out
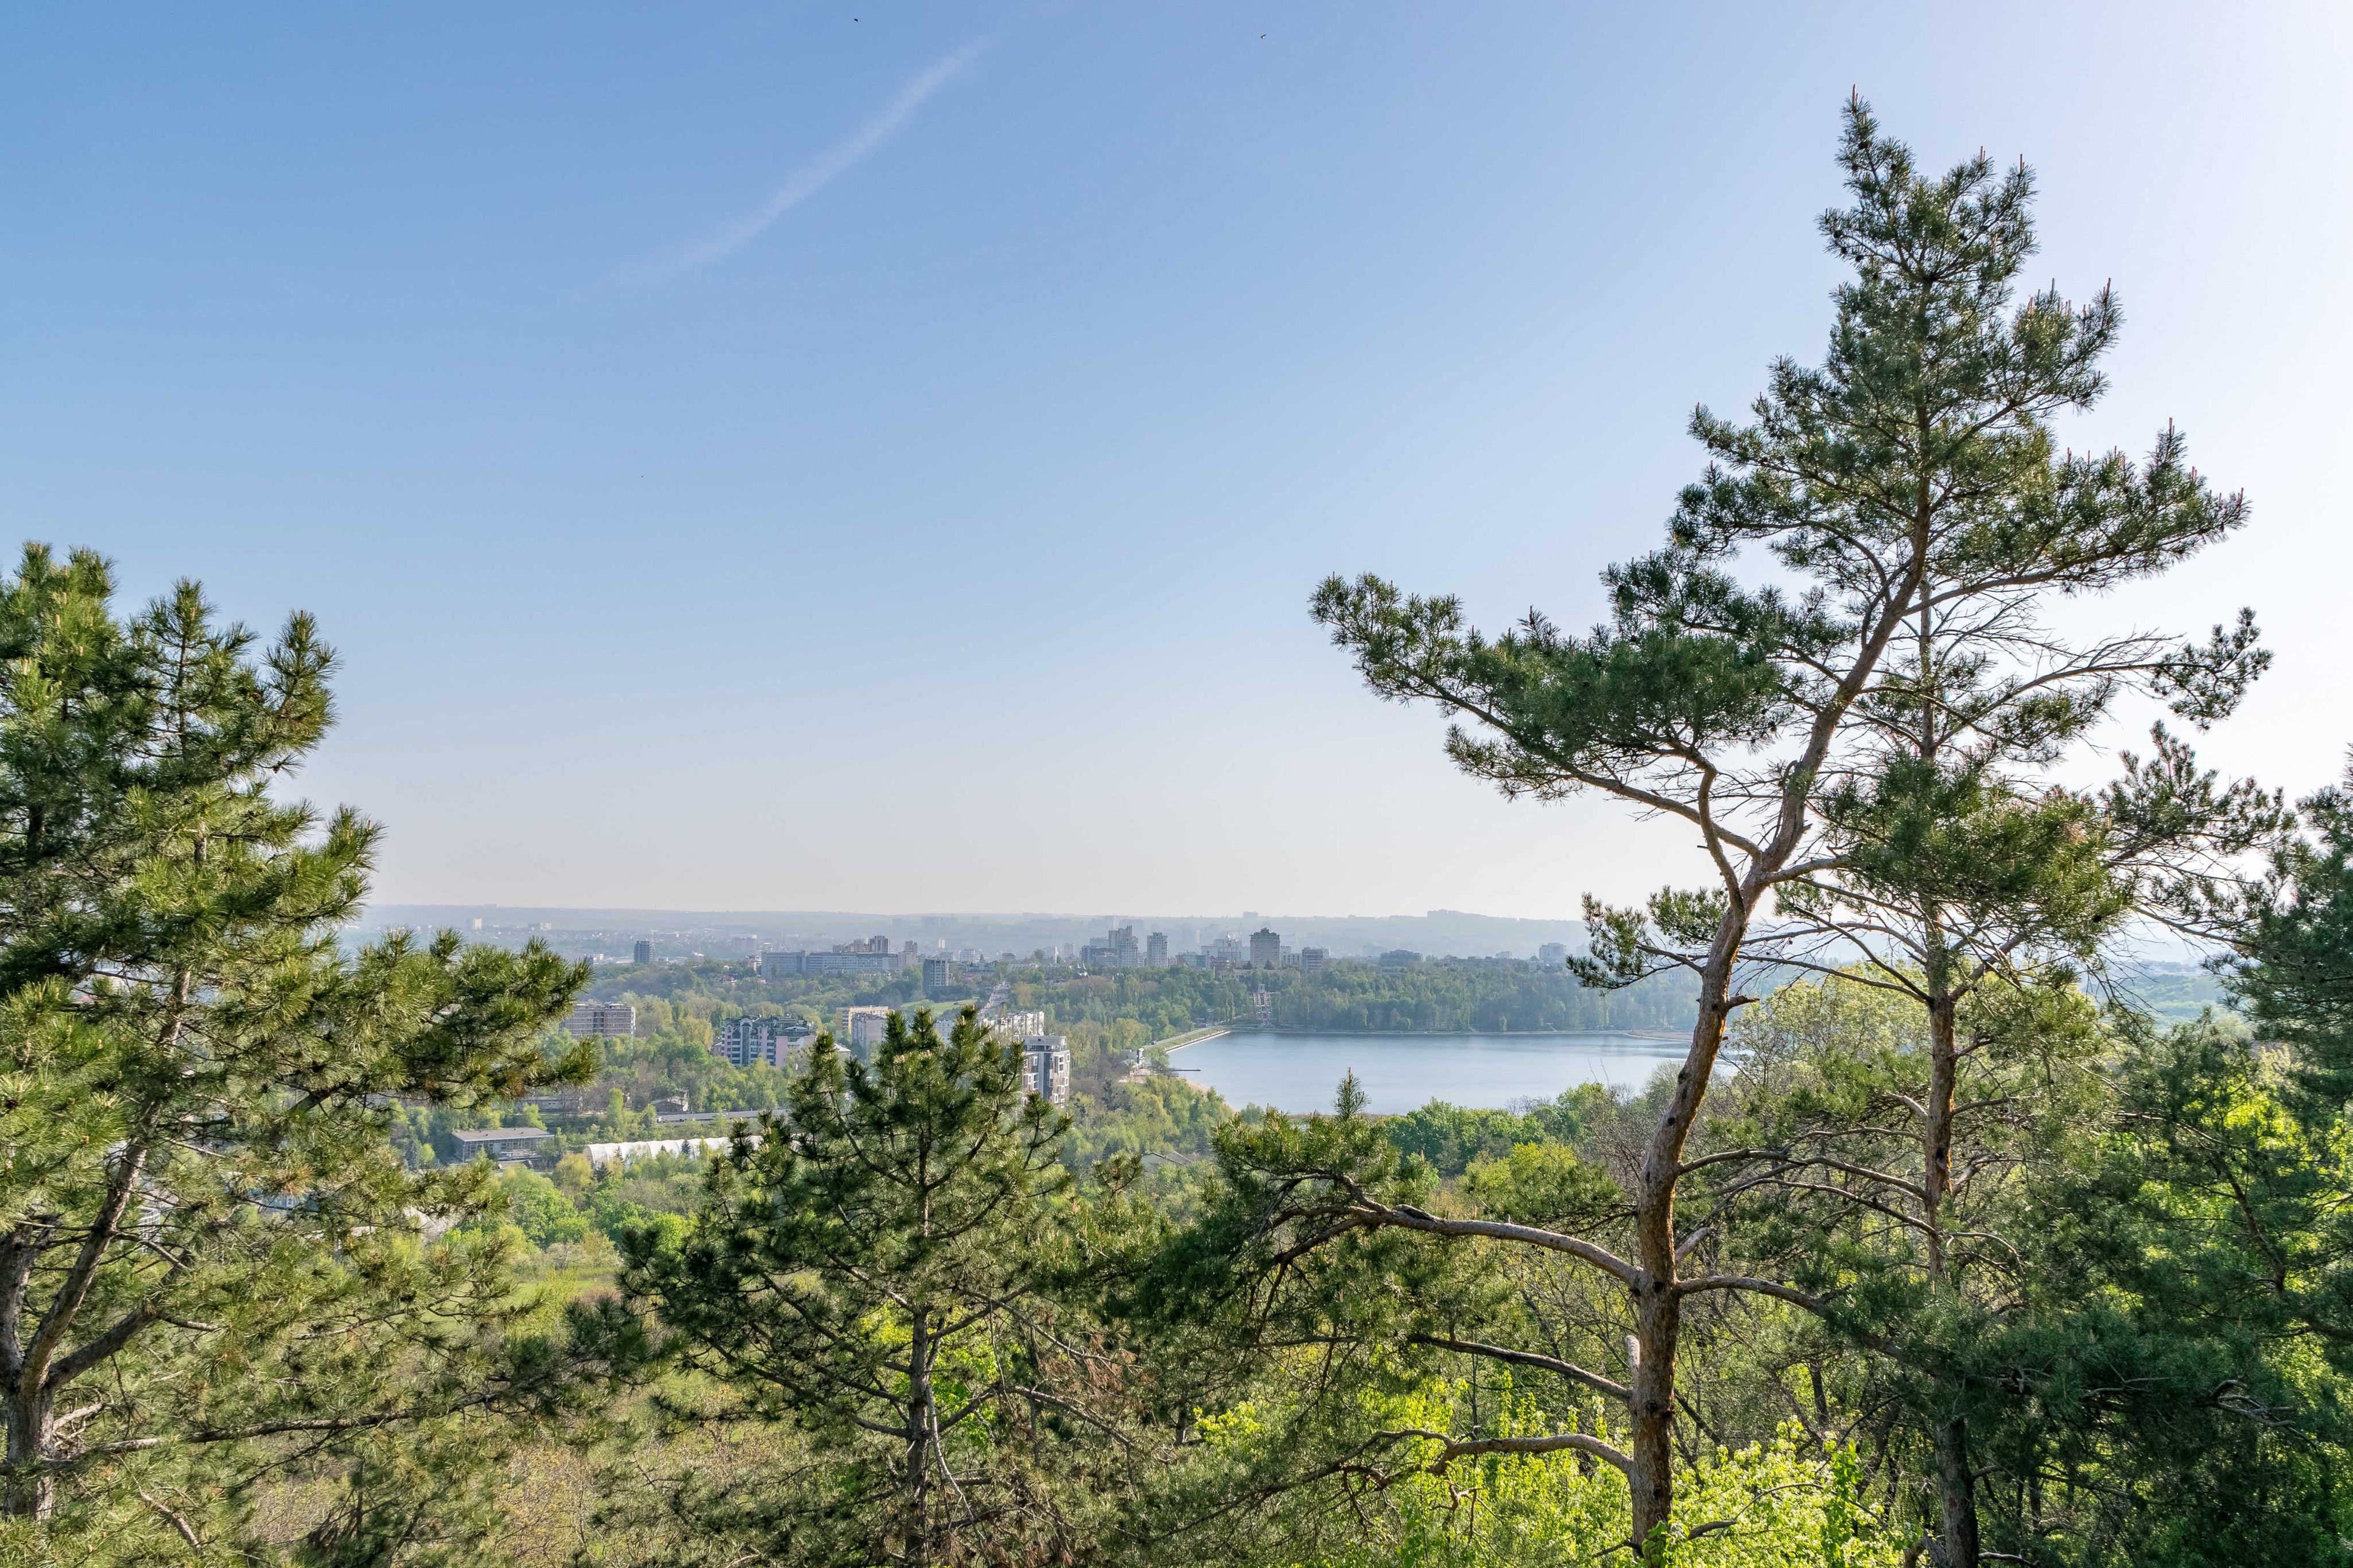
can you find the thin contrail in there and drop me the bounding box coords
[622,40,986,284]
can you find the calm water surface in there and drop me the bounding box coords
[1172,1030,1689,1115]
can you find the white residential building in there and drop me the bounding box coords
[1020,1035,1071,1107]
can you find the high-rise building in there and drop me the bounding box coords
[1249,928,1282,968]
[1080,924,1143,968]
[1020,1035,1071,1106]
[1379,950,1423,972]
[568,1001,637,1038]
[1145,931,1169,967]
[632,940,653,966]
[1537,942,1568,967]
[922,956,961,998]
[1299,946,1329,974]
[838,1006,892,1056]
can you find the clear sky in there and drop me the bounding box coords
[4,3,2348,917]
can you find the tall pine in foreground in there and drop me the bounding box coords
[623,1006,1136,1568]
[0,546,598,1562]
[1310,98,2256,1556]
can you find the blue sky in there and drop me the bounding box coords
[4,3,2348,916]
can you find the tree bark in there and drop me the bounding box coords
[1922,983,1979,1567]
[907,1301,932,1568]
[1933,1416,1978,1568]
[1628,977,1737,1548]
[2,1381,53,1519]
[1923,991,1956,1278]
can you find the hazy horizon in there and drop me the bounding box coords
[355,904,1600,963]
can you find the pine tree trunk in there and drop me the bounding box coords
[1627,986,1734,1551]
[3,1385,53,1519]
[1923,991,1957,1280]
[1923,982,1978,1567]
[1626,1282,1681,1554]
[907,1302,932,1568]
[1934,1417,1978,1568]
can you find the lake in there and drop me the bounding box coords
[1171,1030,1691,1115]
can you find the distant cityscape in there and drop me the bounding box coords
[356,905,1607,970]
[550,919,1581,1005]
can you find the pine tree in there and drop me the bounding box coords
[1309,98,2255,1551]
[1700,645,2272,1559]
[623,1005,1131,1567]
[0,546,596,1555]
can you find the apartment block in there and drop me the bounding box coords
[838,1006,893,1056]
[1020,1035,1071,1107]
[715,1015,803,1069]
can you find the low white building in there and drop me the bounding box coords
[584,1134,753,1170]
[448,1126,552,1161]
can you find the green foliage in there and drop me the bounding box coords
[1384,1085,1614,1177]
[1063,1072,1229,1171]
[1986,1018,2353,1565]
[1204,1379,1905,1567]
[0,545,608,1561]
[485,1168,591,1250]
[2226,764,2353,1110]
[619,1007,1132,1566]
